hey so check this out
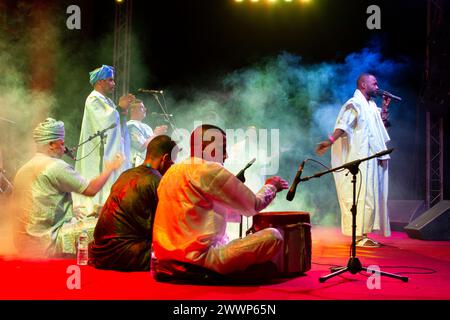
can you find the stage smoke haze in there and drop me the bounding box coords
[0,0,422,251]
[151,46,417,226]
[0,1,146,256]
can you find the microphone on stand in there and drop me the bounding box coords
[97,123,117,136]
[286,160,306,201]
[64,146,76,160]
[339,148,394,172]
[107,123,117,130]
[375,89,402,102]
[236,158,256,183]
[374,148,394,157]
[138,88,164,94]
[151,112,173,117]
[75,122,119,154]
[236,158,256,239]
[87,123,116,143]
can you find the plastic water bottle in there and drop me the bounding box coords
[77,229,89,265]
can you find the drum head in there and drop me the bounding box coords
[253,211,310,230]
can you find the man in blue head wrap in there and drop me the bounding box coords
[11,118,124,258]
[74,65,135,215]
[89,65,115,86]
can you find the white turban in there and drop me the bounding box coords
[33,118,65,145]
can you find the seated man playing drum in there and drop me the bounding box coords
[152,124,289,280]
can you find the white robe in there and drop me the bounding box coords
[331,89,391,237]
[153,157,282,274]
[127,120,154,167]
[12,153,89,257]
[73,90,130,214]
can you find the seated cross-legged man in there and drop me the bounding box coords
[152,124,289,282]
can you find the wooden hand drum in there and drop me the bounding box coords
[253,211,311,276]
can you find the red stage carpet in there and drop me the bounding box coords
[1,226,449,301]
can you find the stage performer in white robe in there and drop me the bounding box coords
[127,99,168,167]
[73,65,135,215]
[316,73,392,248]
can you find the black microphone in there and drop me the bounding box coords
[64,146,76,160]
[236,158,256,183]
[151,112,173,117]
[100,123,116,134]
[138,88,163,94]
[286,160,306,201]
[375,89,402,102]
[374,148,394,158]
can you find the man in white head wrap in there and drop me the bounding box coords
[73,65,135,214]
[11,118,124,258]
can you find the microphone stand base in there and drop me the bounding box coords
[320,256,408,283]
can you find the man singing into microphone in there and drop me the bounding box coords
[11,118,124,258]
[127,99,168,167]
[74,65,135,215]
[315,73,392,248]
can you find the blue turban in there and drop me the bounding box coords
[33,118,65,145]
[89,65,115,86]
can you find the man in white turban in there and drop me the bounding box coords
[11,118,124,258]
[73,65,135,214]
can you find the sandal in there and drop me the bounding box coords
[356,237,380,248]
